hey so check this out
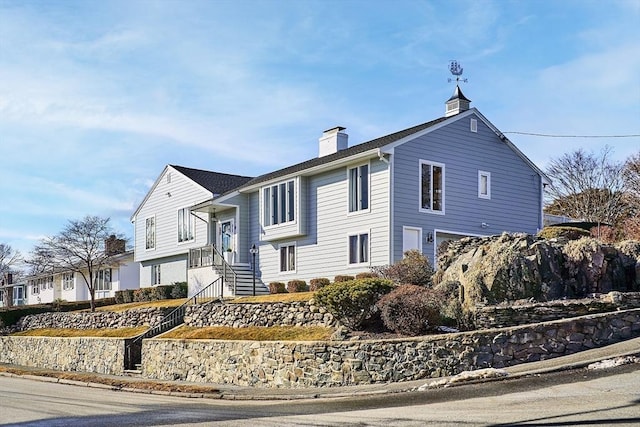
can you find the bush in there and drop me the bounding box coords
[355,272,379,279]
[269,282,287,294]
[314,278,394,330]
[309,278,330,291]
[538,226,590,240]
[133,287,153,302]
[150,284,173,300]
[372,249,434,286]
[377,285,442,336]
[286,280,308,293]
[589,225,617,243]
[333,275,355,282]
[170,282,188,299]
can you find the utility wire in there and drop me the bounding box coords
[502,132,640,138]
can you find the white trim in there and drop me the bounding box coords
[346,160,371,215]
[478,170,491,199]
[176,206,196,245]
[470,118,478,133]
[278,241,297,274]
[418,159,446,215]
[347,229,371,267]
[144,215,156,251]
[261,177,298,229]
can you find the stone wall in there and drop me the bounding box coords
[142,308,640,388]
[0,336,125,375]
[475,292,640,329]
[184,301,337,328]
[14,307,172,331]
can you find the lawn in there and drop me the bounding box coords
[11,327,148,338]
[160,325,333,341]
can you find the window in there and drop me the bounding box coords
[31,280,39,295]
[348,233,369,265]
[348,164,369,212]
[94,268,112,291]
[177,208,194,242]
[263,180,295,226]
[152,264,161,285]
[145,217,156,249]
[470,118,478,133]
[62,272,74,290]
[478,171,491,199]
[279,244,296,272]
[420,160,445,213]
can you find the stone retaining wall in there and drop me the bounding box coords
[142,308,640,388]
[184,301,337,328]
[475,292,640,329]
[14,307,172,331]
[0,336,125,375]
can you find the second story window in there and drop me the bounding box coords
[145,216,156,249]
[263,180,295,226]
[348,164,369,212]
[177,208,194,242]
[478,171,491,199]
[420,160,445,213]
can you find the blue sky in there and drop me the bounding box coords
[1,0,639,257]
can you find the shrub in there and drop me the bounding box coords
[537,226,590,240]
[589,225,617,243]
[133,287,153,302]
[170,282,188,299]
[150,285,173,300]
[309,278,330,291]
[121,289,135,303]
[355,272,379,279]
[314,278,394,330]
[377,285,443,336]
[372,249,434,286]
[333,275,354,283]
[269,282,287,294]
[286,280,308,293]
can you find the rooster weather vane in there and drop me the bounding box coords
[447,60,468,83]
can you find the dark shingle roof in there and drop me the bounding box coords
[238,116,449,189]
[171,165,253,195]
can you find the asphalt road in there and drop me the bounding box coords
[1,363,639,426]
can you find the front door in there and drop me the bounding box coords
[219,219,235,264]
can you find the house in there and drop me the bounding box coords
[22,249,140,305]
[135,87,550,296]
[130,166,253,291]
[0,273,26,307]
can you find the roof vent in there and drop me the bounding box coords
[319,126,348,157]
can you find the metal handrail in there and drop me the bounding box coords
[188,244,237,295]
[124,277,223,370]
[211,245,237,295]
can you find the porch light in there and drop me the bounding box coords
[250,244,259,296]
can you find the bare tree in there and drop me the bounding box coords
[623,151,640,198]
[34,216,125,311]
[0,243,23,307]
[544,147,627,225]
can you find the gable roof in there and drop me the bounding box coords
[130,165,253,221]
[169,165,253,195]
[237,116,449,190]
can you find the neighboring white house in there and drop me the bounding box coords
[135,86,550,297]
[23,250,140,305]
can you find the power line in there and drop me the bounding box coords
[502,132,640,138]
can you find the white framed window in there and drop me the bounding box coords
[348,232,369,265]
[263,179,296,227]
[177,207,194,243]
[348,163,369,213]
[145,216,156,250]
[470,118,478,133]
[279,243,296,273]
[31,280,39,295]
[419,160,445,213]
[94,268,112,291]
[478,171,491,199]
[151,264,161,285]
[62,272,74,290]
[45,276,53,289]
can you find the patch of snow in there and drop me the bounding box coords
[587,356,640,370]
[436,326,460,333]
[416,368,509,391]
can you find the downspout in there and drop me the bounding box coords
[378,148,393,264]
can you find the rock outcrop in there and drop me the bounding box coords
[434,233,640,308]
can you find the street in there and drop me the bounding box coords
[1,363,638,426]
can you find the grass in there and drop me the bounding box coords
[160,325,333,341]
[0,365,220,394]
[93,299,189,313]
[231,291,315,304]
[11,327,148,338]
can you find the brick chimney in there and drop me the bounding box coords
[319,126,348,157]
[105,235,126,255]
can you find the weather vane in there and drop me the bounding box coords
[447,60,468,83]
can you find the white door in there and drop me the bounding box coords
[402,226,422,254]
